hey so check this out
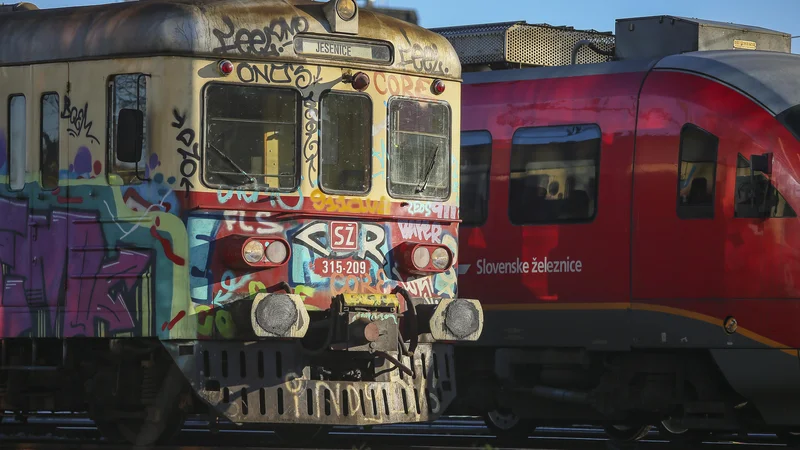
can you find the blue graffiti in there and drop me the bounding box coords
[188,215,222,305]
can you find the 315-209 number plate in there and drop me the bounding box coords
[314,258,369,276]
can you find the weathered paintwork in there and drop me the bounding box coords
[0,6,463,341]
[0,0,462,81]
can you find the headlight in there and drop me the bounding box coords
[243,240,265,264]
[336,0,357,20]
[431,247,451,270]
[412,246,431,269]
[266,240,289,264]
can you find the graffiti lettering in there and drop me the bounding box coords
[223,211,283,235]
[213,16,309,57]
[213,270,252,305]
[398,43,450,76]
[60,95,99,145]
[172,109,199,198]
[196,305,235,339]
[404,202,458,220]
[218,190,259,204]
[294,221,387,266]
[397,221,442,244]
[0,198,151,337]
[374,72,430,98]
[310,188,391,215]
[303,97,320,188]
[236,62,322,90]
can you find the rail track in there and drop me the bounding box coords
[0,414,793,450]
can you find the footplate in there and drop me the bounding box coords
[162,341,456,426]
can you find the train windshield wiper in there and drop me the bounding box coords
[416,144,440,194]
[207,143,256,184]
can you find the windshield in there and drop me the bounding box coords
[387,98,451,200]
[204,84,298,190]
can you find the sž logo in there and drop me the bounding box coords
[330,222,358,251]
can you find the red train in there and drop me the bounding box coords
[434,16,800,445]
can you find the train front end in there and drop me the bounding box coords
[163,0,483,429]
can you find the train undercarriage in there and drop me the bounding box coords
[0,292,482,446]
[449,347,800,447]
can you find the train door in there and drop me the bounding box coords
[0,65,33,337]
[630,71,728,347]
[29,63,70,337]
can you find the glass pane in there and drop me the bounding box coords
[319,92,371,193]
[205,84,298,190]
[110,74,147,183]
[9,95,26,191]
[41,93,59,190]
[678,125,717,219]
[388,99,450,200]
[509,124,600,224]
[460,131,492,226]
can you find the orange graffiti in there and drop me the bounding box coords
[310,188,391,215]
[330,268,392,297]
[374,72,430,98]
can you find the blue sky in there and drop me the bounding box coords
[29,0,800,53]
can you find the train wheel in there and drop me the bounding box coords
[604,424,652,443]
[777,431,800,448]
[272,424,331,444]
[656,418,708,445]
[482,409,536,441]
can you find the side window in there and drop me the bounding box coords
[8,94,26,191]
[677,124,718,219]
[319,92,372,194]
[509,124,600,225]
[41,93,59,190]
[460,130,492,226]
[108,74,147,184]
[735,153,797,218]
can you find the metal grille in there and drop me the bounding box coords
[165,341,457,426]
[433,21,615,67]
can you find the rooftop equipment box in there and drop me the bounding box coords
[614,16,792,61]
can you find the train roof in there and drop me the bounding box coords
[463,50,800,117]
[0,0,462,80]
[655,50,800,115]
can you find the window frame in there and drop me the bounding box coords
[318,89,373,196]
[735,152,797,219]
[507,123,602,226]
[8,93,26,192]
[385,96,453,202]
[40,91,60,191]
[200,81,303,194]
[676,123,719,220]
[459,129,493,228]
[106,72,150,184]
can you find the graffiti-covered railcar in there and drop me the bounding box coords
[0,0,483,444]
[436,17,800,446]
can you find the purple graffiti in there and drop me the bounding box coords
[0,130,6,174]
[0,199,152,337]
[70,146,93,177]
[144,153,161,180]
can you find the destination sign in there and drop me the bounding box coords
[295,37,392,64]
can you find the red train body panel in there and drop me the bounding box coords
[438,17,800,441]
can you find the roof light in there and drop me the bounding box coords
[218,60,234,76]
[432,79,446,95]
[351,72,370,91]
[336,0,357,21]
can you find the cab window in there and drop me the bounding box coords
[677,124,718,219]
[319,92,372,194]
[204,84,299,191]
[388,98,451,200]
